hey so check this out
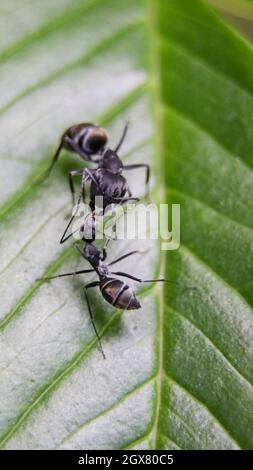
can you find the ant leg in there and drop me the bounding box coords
[127,185,132,197]
[84,283,106,359]
[84,168,99,187]
[109,250,140,266]
[38,268,94,281]
[42,132,95,182]
[60,227,80,244]
[103,236,111,252]
[68,169,84,206]
[43,140,64,180]
[60,216,75,244]
[76,169,96,208]
[82,184,86,204]
[111,272,145,282]
[111,271,196,290]
[102,248,107,261]
[76,167,99,205]
[113,197,139,203]
[69,172,75,207]
[60,209,84,243]
[123,164,150,199]
[61,171,90,244]
[114,121,129,153]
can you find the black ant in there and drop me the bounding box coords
[44,122,150,242]
[46,121,149,244]
[41,241,195,359]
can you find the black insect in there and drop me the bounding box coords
[45,122,150,242]
[48,122,149,244]
[41,242,185,359]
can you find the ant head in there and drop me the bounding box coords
[83,242,101,265]
[101,149,123,174]
[85,125,108,157]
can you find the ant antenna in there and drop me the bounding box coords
[114,121,129,153]
[44,141,63,180]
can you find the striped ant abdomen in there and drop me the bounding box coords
[100,278,141,310]
[63,123,108,157]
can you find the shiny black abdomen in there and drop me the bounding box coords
[100,278,140,310]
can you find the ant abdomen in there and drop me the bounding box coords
[63,123,108,157]
[100,278,141,310]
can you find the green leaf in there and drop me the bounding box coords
[0,0,253,450]
[210,0,253,19]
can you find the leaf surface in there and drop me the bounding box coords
[0,0,252,450]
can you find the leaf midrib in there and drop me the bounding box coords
[147,0,166,450]
[148,0,250,450]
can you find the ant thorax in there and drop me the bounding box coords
[97,261,111,278]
